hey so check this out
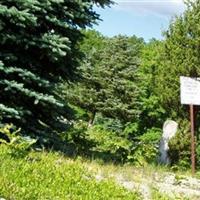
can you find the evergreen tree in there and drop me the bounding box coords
[137,39,166,131]
[0,0,112,142]
[65,33,144,125]
[153,0,200,119]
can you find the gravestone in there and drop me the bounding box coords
[159,120,178,164]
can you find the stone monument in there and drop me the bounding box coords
[159,120,178,164]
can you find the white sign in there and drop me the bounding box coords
[180,76,200,105]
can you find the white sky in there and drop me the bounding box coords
[94,0,186,40]
[113,0,186,18]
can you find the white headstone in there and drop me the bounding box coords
[159,120,178,164]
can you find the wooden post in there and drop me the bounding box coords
[190,104,195,175]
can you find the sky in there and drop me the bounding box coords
[93,0,186,41]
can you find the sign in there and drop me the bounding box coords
[180,76,200,105]
[180,76,199,174]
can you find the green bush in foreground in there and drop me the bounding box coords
[168,120,191,170]
[0,146,140,200]
[0,124,36,158]
[129,128,162,166]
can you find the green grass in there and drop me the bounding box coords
[0,144,198,200]
[0,145,140,200]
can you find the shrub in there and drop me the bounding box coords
[86,125,132,162]
[123,122,139,139]
[168,120,191,170]
[62,120,91,156]
[196,142,200,168]
[0,124,36,157]
[94,114,124,135]
[128,127,162,166]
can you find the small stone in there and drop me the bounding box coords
[121,181,135,190]
[95,173,104,181]
[163,174,176,185]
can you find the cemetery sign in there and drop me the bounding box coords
[180,76,200,105]
[180,76,200,175]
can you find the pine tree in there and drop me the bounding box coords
[65,33,144,125]
[153,0,200,118]
[0,0,112,143]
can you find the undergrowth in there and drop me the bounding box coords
[0,145,140,200]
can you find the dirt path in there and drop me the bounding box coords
[94,170,200,199]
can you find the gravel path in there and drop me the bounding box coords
[94,171,200,199]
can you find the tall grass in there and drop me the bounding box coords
[0,145,140,200]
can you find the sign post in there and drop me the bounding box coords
[180,76,200,175]
[190,104,195,175]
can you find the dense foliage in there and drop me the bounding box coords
[63,0,200,168]
[0,0,112,143]
[138,39,166,131]
[146,0,200,168]
[2,0,200,170]
[62,31,164,163]
[65,31,144,125]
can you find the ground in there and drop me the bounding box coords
[0,146,200,200]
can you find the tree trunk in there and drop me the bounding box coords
[88,111,96,127]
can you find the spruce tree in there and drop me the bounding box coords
[0,0,112,142]
[65,33,144,125]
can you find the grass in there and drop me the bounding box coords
[0,145,140,200]
[80,159,192,185]
[0,144,198,200]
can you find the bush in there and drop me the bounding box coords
[128,128,162,166]
[0,124,36,157]
[196,142,200,168]
[62,120,91,156]
[94,114,124,134]
[86,125,132,162]
[168,120,191,170]
[123,122,139,139]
